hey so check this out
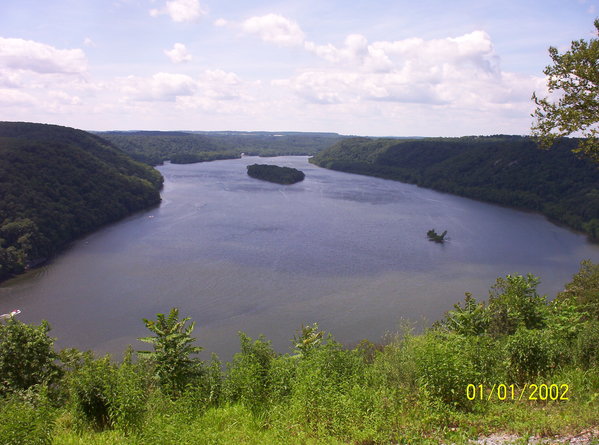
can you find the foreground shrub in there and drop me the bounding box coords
[575,321,599,369]
[285,337,368,436]
[443,293,489,336]
[408,331,489,410]
[138,308,204,397]
[487,274,547,336]
[68,354,147,432]
[223,332,276,408]
[558,259,599,320]
[0,392,55,445]
[505,327,557,384]
[0,318,59,395]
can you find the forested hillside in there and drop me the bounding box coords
[311,136,599,240]
[0,122,163,281]
[100,131,343,165]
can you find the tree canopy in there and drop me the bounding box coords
[531,19,599,161]
[246,164,305,184]
[0,122,163,281]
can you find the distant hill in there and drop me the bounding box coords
[99,131,344,165]
[99,131,236,165]
[311,135,599,240]
[0,122,163,281]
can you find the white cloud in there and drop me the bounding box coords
[0,37,87,74]
[272,29,537,113]
[164,43,192,63]
[47,90,82,106]
[83,37,96,47]
[150,0,206,23]
[0,88,37,106]
[214,18,228,27]
[119,69,256,106]
[242,14,305,47]
[122,72,197,101]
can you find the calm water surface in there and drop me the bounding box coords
[2,156,598,359]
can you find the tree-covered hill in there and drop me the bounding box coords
[311,135,599,240]
[0,122,163,281]
[100,130,344,165]
[99,131,237,166]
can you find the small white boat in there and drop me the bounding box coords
[0,309,21,320]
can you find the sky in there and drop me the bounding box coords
[0,0,597,136]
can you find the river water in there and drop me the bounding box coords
[1,156,598,360]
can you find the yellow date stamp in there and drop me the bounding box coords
[466,383,570,401]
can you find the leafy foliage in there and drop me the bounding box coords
[443,293,489,336]
[67,354,147,432]
[292,322,324,357]
[138,308,203,396]
[505,328,557,383]
[223,332,276,407]
[532,19,599,161]
[0,393,55,445]
[557,259,599,320]
[0,318,59,395]
[0,122,163,281]
[487,274,547,336]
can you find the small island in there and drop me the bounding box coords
[247,164,305,185]
[427,229,448,243]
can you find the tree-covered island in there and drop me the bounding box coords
[246,164,305,184]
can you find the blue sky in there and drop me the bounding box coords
[0,0,596,136]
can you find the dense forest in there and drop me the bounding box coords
[100,131,343,166]
[311,135,599,240]
[0,261,597,443]
[246,164,305,184]
[0,122,163,281]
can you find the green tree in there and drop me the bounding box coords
[0,318,60,395]
[487,274,547,336]
[443,292,489,336]
[292,323,324,357]
[137,308,203,396]
[531,19,599,160]
[557,259,599,320]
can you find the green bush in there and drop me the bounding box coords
[0,318,59,395]
[443,293,489,336]
[505,328,557,384]
[67,355,147,432]
[267,354,297,404]
[558,259,599,320]
[223,332,276,408]
[405,331,487,410]
[575,321,599,369]
[138,308,204,397]
[286,337,367,435]
[487,274,548,336]
[0,392,55,445]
